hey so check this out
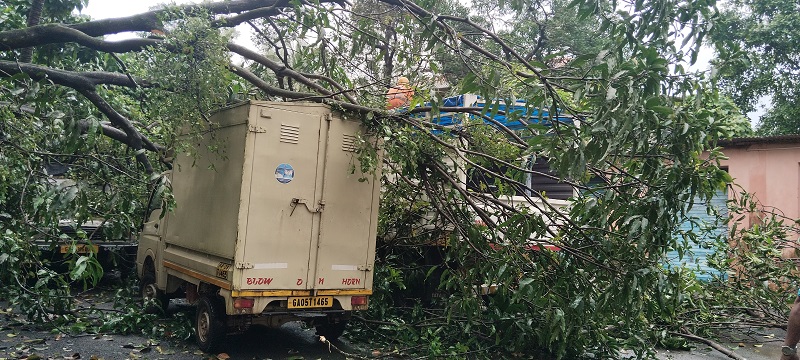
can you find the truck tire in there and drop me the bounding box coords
[195,296,226,353]
[140,273,169,314]
[315,320,347,340]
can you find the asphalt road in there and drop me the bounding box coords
[0,286,788,360]
[654,342,782,360]
[0,319,354,360]
[0,287,361,360]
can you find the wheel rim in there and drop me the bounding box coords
[197,308,210,343]
[142,283,158,301]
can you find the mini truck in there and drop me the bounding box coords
[136,101,382,352]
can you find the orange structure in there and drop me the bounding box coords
[386,77,414,110]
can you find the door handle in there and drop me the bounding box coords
[290,198,325,215]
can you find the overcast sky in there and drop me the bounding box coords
[81,1,171,20]
[81,0,256,61]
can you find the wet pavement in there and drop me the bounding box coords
[0,289,356,360]
[0,288,788,359]
[0,313,355,360]
[655,343,781,359]
[651,327,785,360]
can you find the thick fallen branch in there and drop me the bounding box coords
[0,24,161,53]
[0,61,158,171]
[75,120,164,153]
[671,331,748,360]
[0,61,147,88]
[0,0,582,179]
[229,64,380,113]
[78,89,155,173]
[0,0,339,51]
[228,43,350,103]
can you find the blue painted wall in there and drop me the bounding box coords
[666,189,729,281]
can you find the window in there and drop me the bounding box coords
[467,157,574,200]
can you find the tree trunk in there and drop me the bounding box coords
[382,25,396,84]
[19,0,46,63]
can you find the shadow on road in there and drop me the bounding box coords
[219,323,354,359]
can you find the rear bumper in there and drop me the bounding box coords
[219,289,369,315]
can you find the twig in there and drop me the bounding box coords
[352,314,397,326]
[318,335,370,359]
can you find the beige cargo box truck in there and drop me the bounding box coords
[136,101,381,352]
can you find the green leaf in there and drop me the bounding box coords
[651,106,673,115]
[462,73,479,94]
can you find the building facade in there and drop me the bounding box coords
[719,135,800,258]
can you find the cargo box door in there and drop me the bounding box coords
[238,106,323,290]
[312,117,379,290]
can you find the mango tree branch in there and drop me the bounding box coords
[0,60,168,167]
[227,43,355,103]
[299,72,359,104]
[419,165,488,258]
[229,64,320,99]
[0,61,147,88]
[67,0,304,36]
[670,331,748,360]
[0,24,161,52]
[74,120,135,145]
[213,5,290,27]
[378,0,575,117]
[77,89,156,173]
[0,0,342,52]
[229,64,377,113]
[0,61,160,172]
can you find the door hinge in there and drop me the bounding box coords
[248,125,267,133]
[236,262,254,269]
[324,113,332,122]
[358,264,373,271]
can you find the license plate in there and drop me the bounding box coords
[59,244,99,254]
[287,296,333,309]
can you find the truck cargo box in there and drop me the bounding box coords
[136,101,381,351]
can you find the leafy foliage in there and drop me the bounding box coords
[710,0,800,135]
[657,189,800,346]
[0,0,151,322]
[0,0,786,358]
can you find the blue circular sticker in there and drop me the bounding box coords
[275,163,295,184]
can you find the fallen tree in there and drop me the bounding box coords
[0,0,786,359]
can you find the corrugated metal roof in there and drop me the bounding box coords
[719,134,800,147]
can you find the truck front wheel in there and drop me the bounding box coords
[195,296,226,353]
[140,273,169,314]
[315,319,347,340]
